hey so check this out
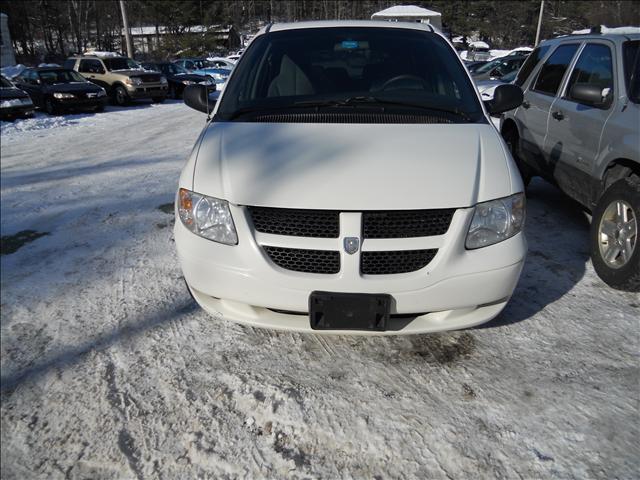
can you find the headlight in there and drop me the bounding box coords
[182,80,195,85]
[160,76,168,84]
[127,77,142,86]
[53,92,75,99]
[1,98,31,108]
[178,188,238,245]
[465,193,525,249]
[97,89,107,97]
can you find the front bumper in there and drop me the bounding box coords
[0,105,34,120]
[176,205,527,334]
[53,97,106,110]
[126,84,168,98]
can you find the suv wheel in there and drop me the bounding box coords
[45,98,58,116]
[590,175,640,291]
[503,127,531,187]
[114,86,129,106]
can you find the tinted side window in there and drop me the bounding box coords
[565,44,614,98]
[623,40,640,103]
[533,44,579,95]
[515,45,550,87]
[79,59,103,73]
[63,59,76,70]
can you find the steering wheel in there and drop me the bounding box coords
[380,75,426,91]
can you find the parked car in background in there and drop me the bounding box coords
[501,32,640,290]
[176,21,526,334]
[173,58,231,84]
[471,55,528,82]
[464,60,489,73]
[225,54,241,62]
[206,57,236,69]
[476,69,518,101]
[466,41,492,61]
[13,67,107,115]
[64,55,168,106]
[0,75,34,120]
[141,62,215,99]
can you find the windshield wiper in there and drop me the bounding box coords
[226,96,472,121]
[293,96,471,120]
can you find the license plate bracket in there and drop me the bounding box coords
[309,291,391,331]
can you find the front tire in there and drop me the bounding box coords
[114,86,129,106]
[44,98,58,116]
[503,127,531,187]
[590,176,640,291]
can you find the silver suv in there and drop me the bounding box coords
[501,32,639,291]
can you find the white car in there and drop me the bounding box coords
[206,57,236,69]
[176,21,527,334]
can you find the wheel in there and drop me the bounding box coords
[503,127,531,187]
[44,98,58,115]
[152,96,165,103]
[114,86,129,106]
[590,176,640,291]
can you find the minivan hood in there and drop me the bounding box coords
[192,122,519,210]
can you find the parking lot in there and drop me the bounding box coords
[0,101,638,479]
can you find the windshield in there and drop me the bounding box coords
[103,57,140,71]
[0,76,13,88]
[500,70,518,83]
[475,57,523,75]
[217,27,483,122]
[168,63,188,74]
[39,70,87,84]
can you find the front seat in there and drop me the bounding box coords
[267,54,315,97]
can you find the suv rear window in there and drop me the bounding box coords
[217,27,484,123]
[515,45,550,87]
[533,44,579,95]
[623,40,640,103]
[565,43,614,99]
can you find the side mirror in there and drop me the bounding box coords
[183,84,216,114]
[569,83,611,109]
[484,84,523,115]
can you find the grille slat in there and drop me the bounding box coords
[249,207,339,238]
[363,209,454,238]
[361,249,438,275]
[264,246,340,274]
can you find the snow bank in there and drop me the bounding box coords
[0,64,26,79]
[82,50,120,58]
[469,41,490,49]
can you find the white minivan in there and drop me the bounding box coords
[176,21,527,334]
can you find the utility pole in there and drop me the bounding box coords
[120,0,134,58]
[535,0,544,46]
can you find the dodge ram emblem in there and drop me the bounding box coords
[343,237,360,255]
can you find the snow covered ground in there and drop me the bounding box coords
[1,101,638,479]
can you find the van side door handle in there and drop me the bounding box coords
[552,111,565,121]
